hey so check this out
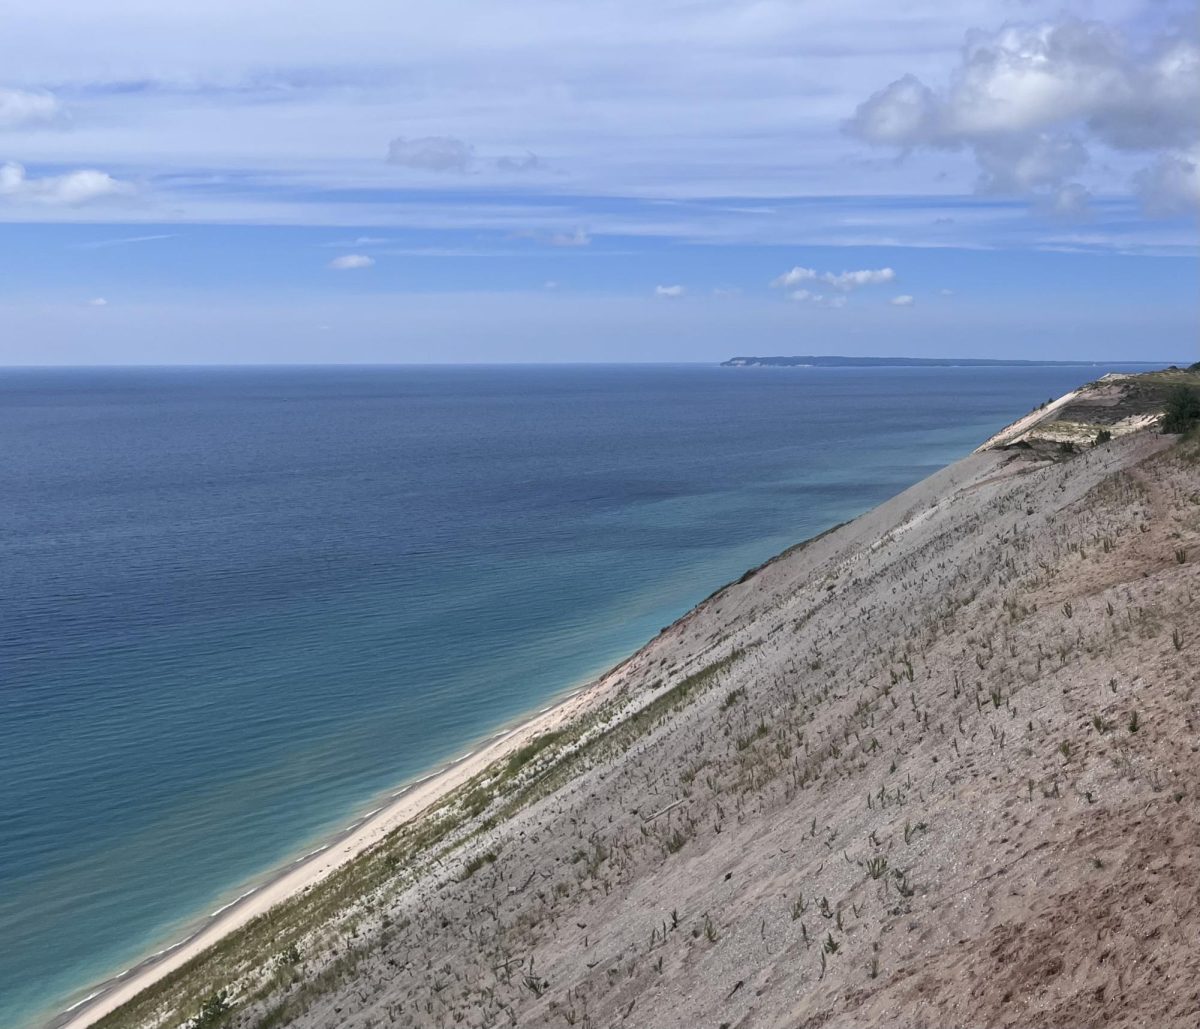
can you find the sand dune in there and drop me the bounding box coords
[68,379,1200,1029]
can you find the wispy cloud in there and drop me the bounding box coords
[386,136,475,173]
[320,236,393,248]
[655,284,685,297]
[547,228,590,248]
[386,136,544,176]
[72,233,176,250]
[328,253,375,269]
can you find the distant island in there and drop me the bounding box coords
[721,355,1155,368]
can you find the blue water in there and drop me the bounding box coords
[0,363,1147,1026]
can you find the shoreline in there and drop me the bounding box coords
[41,498,912,1029]
[50,671,617,1029]
[43,530,814,1029]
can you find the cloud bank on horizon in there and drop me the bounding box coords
[0,0,1196,362]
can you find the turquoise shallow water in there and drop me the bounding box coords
[0,362,1150,1026]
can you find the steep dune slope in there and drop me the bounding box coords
[95,420,1200,1029]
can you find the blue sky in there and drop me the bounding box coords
[0,0,1196,363]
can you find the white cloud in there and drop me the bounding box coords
[848,17,1200,213]
[1134,146,1200,216]
[548,228,590,247]
[0,88,62,128]
[655,284,685,297]
[773,266,896,294]
[387,136,475,173]
[73,233,175,249]
[821,267,895,290]
[1041,182,1092,219]
[890,294,915,306]
[328,253,375,269]
[0,162,132,205]
[973,133,1087,194]
[87,297,108,306]
[322,236,391,248]
[771,266,817,288]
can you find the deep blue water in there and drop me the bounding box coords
[0,363,1147,1026]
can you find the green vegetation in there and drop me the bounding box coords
[194,990,230,1029]
[460,848,498,880]
[504,730,565,778]
[1162,385,1200,434]
[1094,429,1112,446]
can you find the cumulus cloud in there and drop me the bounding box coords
[87,297,108,307]
[821,267,895,290]
[0,88,62,129]
[771,266,895,293]
[0,162,132,205]
[655,284,685,297]
[847,18,1200,214]
[1039,181,1093,220]
[890,294,915,306]
[329,253,375,270]
[771,266,817,288]
[1134,147,1200,216]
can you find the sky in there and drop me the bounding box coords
[0,0,1197,364]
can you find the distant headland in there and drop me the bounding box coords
[720,355,1164,368]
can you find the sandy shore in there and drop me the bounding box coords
[53,675,615,1029]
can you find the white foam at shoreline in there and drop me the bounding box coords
[210,887,258,918]
[55,668,606,1029]
[63,991,103,1013]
